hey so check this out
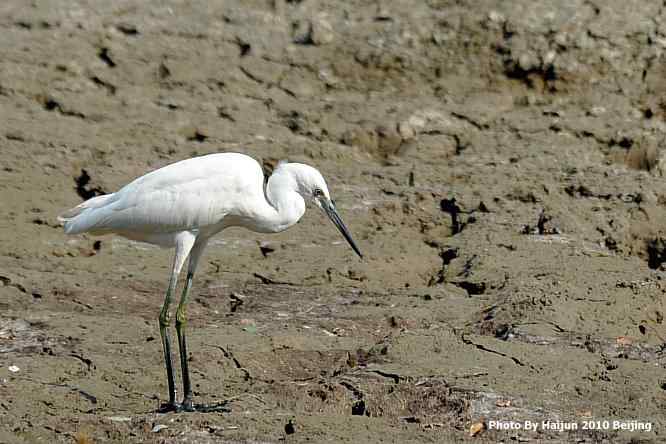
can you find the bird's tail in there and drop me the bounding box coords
[58,193,116,234]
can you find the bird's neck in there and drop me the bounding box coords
[257,168,305,233]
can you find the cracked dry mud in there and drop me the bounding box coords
[1,1,665,443]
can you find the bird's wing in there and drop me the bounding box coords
[84,153,266,234]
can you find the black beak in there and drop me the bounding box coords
[322,199,363,258]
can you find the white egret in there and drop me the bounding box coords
[58,152,362,412]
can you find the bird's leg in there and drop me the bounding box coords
[173,240,229,413]
[175,271,194,410]
[159,283,178,408]
[157,232,195,413]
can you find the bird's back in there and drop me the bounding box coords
[60,153,267,239]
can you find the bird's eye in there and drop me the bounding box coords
[313,188,323,198]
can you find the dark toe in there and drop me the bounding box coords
[157,400,230,413]
[181,399,195,412]
[192,401,231,413]
[157,402,182,413]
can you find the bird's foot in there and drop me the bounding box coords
[187,400,231,413]
[157,399,230,414]
[157,401,182,413]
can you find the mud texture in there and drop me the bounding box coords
[1,1,666,443]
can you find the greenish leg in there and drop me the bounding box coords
[165,238,229,413]
[175,272,194,410]
[157,232,195,413]
[159,282,178,408]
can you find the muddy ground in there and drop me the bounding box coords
[1,0,666,443]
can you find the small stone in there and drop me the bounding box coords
[152,424,168,433]
[376,4,392,21]
[576,409,593,418]
[108,416,132,422]
[630,107,643,120]
[66,61,85,76]
[431,31,446,46]
[342,126,378,152]
[488,10,505,23]
[376,125,402,156]
[589,106,606,116]
[554,32,568,47]
[311,17,334,46]
[406,115,426,131]
[543,50,556,65]
[397,121,416,141]
[179,125,209,143]
[518,52,539,71]
[293,16,334,46]
[292,20,311,44]
[616,336,632,346]
[77,247,97,257]
[318,68,338,87]
[52,249,67,257]
[469,420,485,437]
[655,150,666,177]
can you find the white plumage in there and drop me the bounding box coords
[61,153,273,242]
[58,152,361,412]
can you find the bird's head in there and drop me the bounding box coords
[277,162,363,258]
